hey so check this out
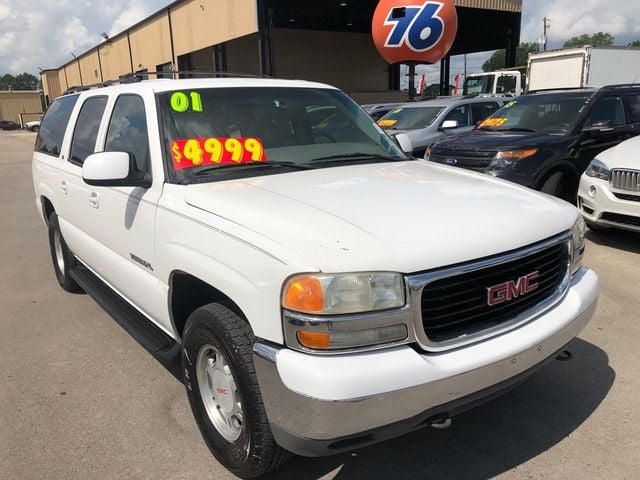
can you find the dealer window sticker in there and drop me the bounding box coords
[170,137,267,170]
[479,117,508,128]
[504,101,517,108]
[378,119,398,127]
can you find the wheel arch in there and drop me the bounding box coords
[168,271,247,342]
[534,160,580,199]
[40,195,55,223]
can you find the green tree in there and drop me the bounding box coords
[13,73,39,90]
[482,42,539,72]
[628,40,640,47]
[563,32,614,48]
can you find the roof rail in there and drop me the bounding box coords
[61,70,273,95]
[599,83,640,91]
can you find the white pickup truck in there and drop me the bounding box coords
[32,77,599,478]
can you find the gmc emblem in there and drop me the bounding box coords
[487,271,539,306]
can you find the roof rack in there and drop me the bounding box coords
[62,70,273,95]
[599,83,640,91]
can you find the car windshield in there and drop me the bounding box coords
[463,75,495,95]
[158,87,406,181]
[477,94,591,133]
[377,106,444,130]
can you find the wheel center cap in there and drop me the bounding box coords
[211,370,234,412]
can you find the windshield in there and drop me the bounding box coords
[158,87,405,181]
[477,94,591,133]
[463,75,495,95]
[377,106,444,130]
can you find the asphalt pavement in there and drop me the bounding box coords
[1,130,638,479]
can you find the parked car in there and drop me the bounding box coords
[578,135,640,232]
[377,96,503,157]
[0,120,20,130]
[425,85,640,201]
[361,102,402,120]
[25,119,41,132]
[32,77,597,478]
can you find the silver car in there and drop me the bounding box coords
[378,96,503,157]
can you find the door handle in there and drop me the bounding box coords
[89,192,99,209]
[60,180,68,194]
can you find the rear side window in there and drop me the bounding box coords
[35,95,79,156]
[104,95,149,172]
[625,94,640,123]
[444,104,472,127]
[69,96,108,165]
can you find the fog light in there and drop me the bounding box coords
[588,185,597,197]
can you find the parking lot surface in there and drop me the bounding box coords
[1,130,638,479]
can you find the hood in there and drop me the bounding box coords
[597,136,640,170]
[433,130,566,151]
[184,161,577,273]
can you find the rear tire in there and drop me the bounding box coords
[47,212,82,293]
[182,303,290,479]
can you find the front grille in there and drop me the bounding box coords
[430,149,497,172]
[613,192,640,202]
[610,169,640,192]
[601,212,640,227]
[419,239,570,344]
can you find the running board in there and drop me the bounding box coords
[70,265,182,379]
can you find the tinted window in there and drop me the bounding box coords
[444,104,472,127]
[471,102,499,123]
[585,95,625,127]
[69,96,108,165]
[35,95,79,156]
[105,95,149,171]
[625,94,640,123]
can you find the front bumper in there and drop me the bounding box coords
[578,176,640,232]
[253,267,599,456]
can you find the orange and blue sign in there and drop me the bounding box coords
[372,0,458,64]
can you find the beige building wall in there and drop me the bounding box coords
[171,0,257,57]
[65,63,82,87]
[99,36,133,82]
[42,71,63,101]
[129,13,173,73]
[79,51,102,85]
[0,91,42,124]
[273,29,389,93]
[58,70,68,94]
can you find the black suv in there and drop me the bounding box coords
[427,85,640,201]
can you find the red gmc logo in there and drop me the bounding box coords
[487,271,539,306]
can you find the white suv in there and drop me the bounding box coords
[579,135,640,232]
[32,77,599,478]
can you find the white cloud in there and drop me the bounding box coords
[0,0,169,74]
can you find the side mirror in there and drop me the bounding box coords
[440,120,459,130]
[394,133,413,153]
[82,151,151,188]
[582,120,614,134]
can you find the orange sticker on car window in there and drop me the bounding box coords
[479,117,508,128]
[170,137,267,170]
[378,119,398,127]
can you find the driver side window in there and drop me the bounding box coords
[584,95,625,127]
[104,95,150,171]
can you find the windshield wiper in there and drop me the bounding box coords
[191,161,315,177]
[310,152,407,163]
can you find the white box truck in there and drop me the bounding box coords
[527,46,640,92]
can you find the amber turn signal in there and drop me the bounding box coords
[297,330,331,349]
[283,276,324,313]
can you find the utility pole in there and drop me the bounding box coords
[542,17,551,51]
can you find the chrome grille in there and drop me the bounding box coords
[408,233,571,351]
[610,169,640,192]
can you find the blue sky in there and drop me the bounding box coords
[1,0,639,79]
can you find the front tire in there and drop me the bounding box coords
[182,303,289,478]
[47,212,82,293]
[540,171,566,197]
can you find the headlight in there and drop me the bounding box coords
[585,159,610,180]
[571,215,586,275]
[282,272,405,315]
[489,148,538,169]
